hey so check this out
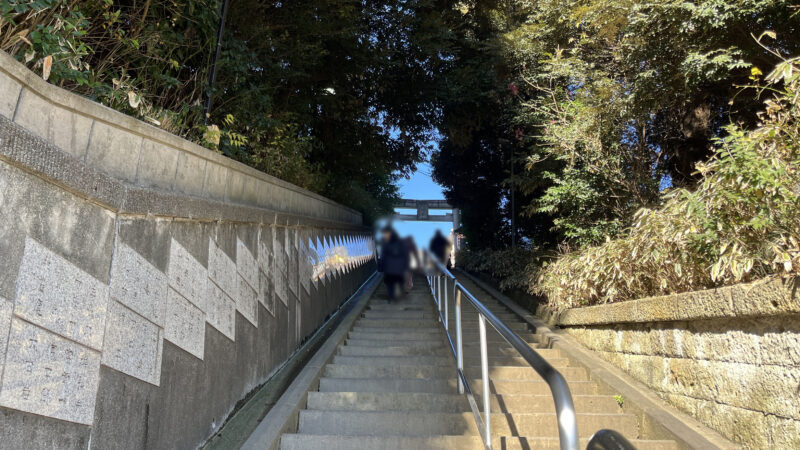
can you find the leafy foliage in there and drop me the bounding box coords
[432,0,799,250]
[457,246,543,291]
[536,54,800,309]
[0,0,441,221]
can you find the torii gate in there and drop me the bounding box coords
[393,198,463,258]
[394,199,460,229]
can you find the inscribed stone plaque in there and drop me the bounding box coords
[101,300,163,385]
[208,238,237,299]
[164,289,205,360]
[259,270,275,316]
[206,281,235,341]
[237,275,258,326]
[110,243,168,326]
[0,319,101,425]
[168,239,207,312]
[14,237,108,350]
[236,239,258,291]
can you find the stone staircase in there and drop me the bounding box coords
[279,276,678,449]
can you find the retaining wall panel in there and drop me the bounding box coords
[553,279,800,449]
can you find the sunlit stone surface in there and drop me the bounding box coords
[237,274,258,326]
[110,243,168,326]
[14,237,108,350]
[206,280,236,341]
[169,239,207,312]
[164,288,205,360]
[0,319,101,425]
[236,238,259,292]
[101,299,163,385]
[208,238,236,303]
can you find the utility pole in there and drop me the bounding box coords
[204,0,231,124]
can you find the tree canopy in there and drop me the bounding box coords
[430,0,799,250]
[3,0,798,244]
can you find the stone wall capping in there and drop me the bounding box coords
[0,50,361,222]
[0,115,364,231]
[548,276,798,327]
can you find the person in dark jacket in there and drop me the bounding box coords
[429,230,450,265]
[379,226,410,302]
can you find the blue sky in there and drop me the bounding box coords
[392,160,454,249]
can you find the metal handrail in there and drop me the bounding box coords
[586,429,637,450]
[423,250,580,450]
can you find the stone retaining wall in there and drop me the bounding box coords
[540,278,800,449]
[0,52,376,449]
[0,50,360,226]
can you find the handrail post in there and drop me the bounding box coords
[478,313,492,449]
[444,277,449,331]
[456,288,464,394]
[437,276,443,322]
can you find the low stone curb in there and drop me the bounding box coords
[239,273,382,450]
[543,277,798,327]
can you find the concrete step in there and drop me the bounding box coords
[462,344,555,357]
[339,344,450,357]
[467,365,588,381]
[368,299,432,306]
[323,364,456,379]
[355,319,441,328]
[456,326,532,336]
[348,330,442,340]
[281,435,678,450]
[324,362,585,382]
[318,377,458,394]
[349,326,539,341]
[331,354,570,369]
[317,377,599,396]
[438,319,531,331]
[343,339,560,359]
[344,338,446,349]
[306,391,468,412]
[471,379,599,395]
[296,410,639,438]
[306,391,621,414]
[340,339,562,359]
[367,303,435,310]
[332,355,455,367]
[480,394,620,414]
[462,356,571,368]
[441,333,543,344]
[362,311,440,319]
[281,433,484,450]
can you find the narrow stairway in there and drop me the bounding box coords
[279,275,678,449]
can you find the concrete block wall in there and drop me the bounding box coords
[540,278,800,449]
[0,51,376,449]
[0,50,361,226]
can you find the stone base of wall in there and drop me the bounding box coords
[541,278,800,449]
